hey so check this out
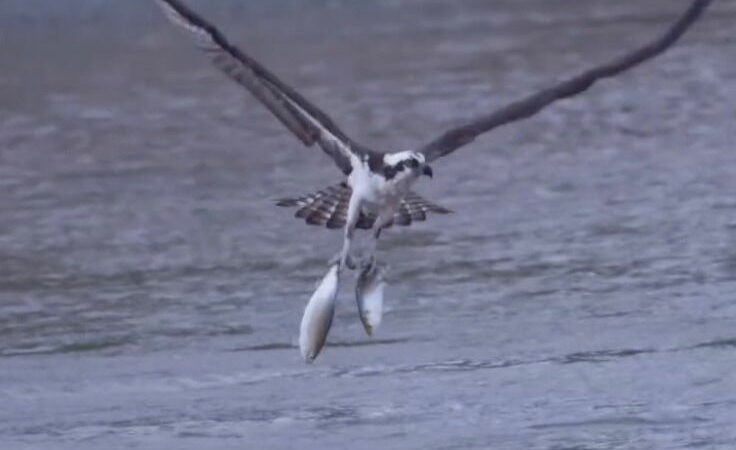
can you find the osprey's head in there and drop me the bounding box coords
[381,151,433,182]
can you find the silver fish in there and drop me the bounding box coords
[299,263,340,362]
[355,258,386,336]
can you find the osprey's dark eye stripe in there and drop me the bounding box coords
[407,159,419,168]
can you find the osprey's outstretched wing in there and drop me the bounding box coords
[418,0,712,163]
[156,0,360,175]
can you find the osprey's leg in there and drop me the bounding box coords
[367,227,382,265]
[369,210,392,262]
[336,194,361,271]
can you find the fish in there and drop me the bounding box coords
[355,258,387,336]
[299,263,340,362]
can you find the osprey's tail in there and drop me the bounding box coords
[276,182,452,230]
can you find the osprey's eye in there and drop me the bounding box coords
[407,159,419,168]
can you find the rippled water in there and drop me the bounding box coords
[2,1,736,449]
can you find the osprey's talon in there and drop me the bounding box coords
[330,252,356,271]
[343,253,357,270]
[359,254,376,272]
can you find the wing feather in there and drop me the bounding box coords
[156,0,361,174]
[418,0,712,162]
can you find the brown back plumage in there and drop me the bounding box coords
[276,183,452,230]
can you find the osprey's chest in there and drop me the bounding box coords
[349,163,412,205]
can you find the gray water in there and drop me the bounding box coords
[2,1,736,449]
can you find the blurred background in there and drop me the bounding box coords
[1,1,735,449]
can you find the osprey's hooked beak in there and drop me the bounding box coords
[422,165,434,178]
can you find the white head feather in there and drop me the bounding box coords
[383,151,425,166]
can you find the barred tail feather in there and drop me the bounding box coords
[276,183,355,229]
[393,191,452,227]
[276,184,451,230]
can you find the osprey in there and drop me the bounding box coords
[156,0,710,271]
